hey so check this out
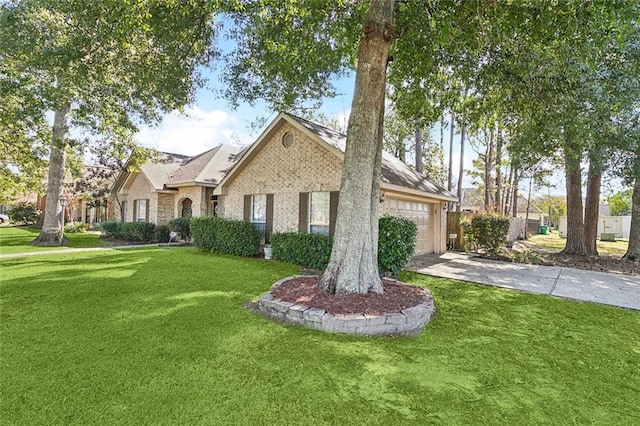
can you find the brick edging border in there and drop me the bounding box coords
[254,276,436,336]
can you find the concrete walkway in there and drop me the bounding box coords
[407,252,640,311]
[0,243,168,259]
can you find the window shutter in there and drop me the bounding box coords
[145,199,150,222]
[243,195,251,222]
[329,191,340,236]
[266,194,274,244]
[298,192,309,233]
[133,200,138,221]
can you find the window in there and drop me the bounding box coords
[309,192,330,236]
[282,132,293,148]
[135,199,148,222]
[251,194,267,237]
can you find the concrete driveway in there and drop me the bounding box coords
[407,252,640,311]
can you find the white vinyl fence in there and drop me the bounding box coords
[558,216,631,239]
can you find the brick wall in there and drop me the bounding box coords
[175,186,206,218]
[119,173,158,223]
[157,193,175,225]
[223,123,343,233]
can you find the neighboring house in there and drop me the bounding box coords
[214,112,458,254]
[460,187,546,223]
[112,144,243,225]
[66,166,115,226]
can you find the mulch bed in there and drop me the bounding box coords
[270,276,429,316]
[542,253,640,277]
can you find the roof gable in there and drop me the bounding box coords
[215,112,457,201]
[165,144,243,187]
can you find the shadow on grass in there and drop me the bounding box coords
[2,251,639,425]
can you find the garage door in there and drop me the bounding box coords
[383,198,435,254]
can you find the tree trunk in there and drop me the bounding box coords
[561,142,587,255]
[456,120,466,212]
[583,154,602,256]
[525,174,533,239]
[623,177,640,261]
[317,0,395,295]
[33,103,71,246]
[504,163,513,216]
[414,128,423,173]
[447,112,455,210]
[495,126,503,213]
[484,126,494,212]
[512,168,519,218]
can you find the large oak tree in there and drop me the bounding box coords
[1,0,217,244]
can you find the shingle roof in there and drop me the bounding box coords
[287,114,457,200]
[165,144,243,187]
[140,152,191,190]
[137,144,243,191]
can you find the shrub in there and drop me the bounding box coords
[169,217,191,242]
[7,202,41,225]
[190,216,219,250]
[271,233,333,270]
[190,216,260,256]
[64,222,86,233]
[212,218,261,257]
[270,216,417,276]
[466,214,510,257]
[100,221,122,238]
[153,225,172,243]
[460,217,476,252]
[378,215,418,276]
[119,222,156,243]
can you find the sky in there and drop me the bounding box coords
[133,66,487,193]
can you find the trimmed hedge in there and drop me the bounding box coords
[7,202,41,225]
[153,225,171,243]
[271,233,333,270]
[99,221,156,243]
[169,217,191,242]
[64,222,86,233]
[270,215,418,276]
[100,221,122,238]
[464,213,510,256]
[378,214,417,276]
[120,222,156,243]
[191,216,219,249]
[190,216,261,257]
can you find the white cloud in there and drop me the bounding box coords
[136,107,249,156]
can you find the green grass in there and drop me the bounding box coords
[0,226,106,254]
[526,230,628,256]
[1,248,639,425]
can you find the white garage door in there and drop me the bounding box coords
[383,198,436,254]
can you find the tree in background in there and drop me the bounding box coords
[607,189,633,216]
[1,0,216,245]
[535,195,567,228]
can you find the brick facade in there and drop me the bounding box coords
[119,173,209,225]
[223,123,343,233]
[157,193,176,225]
[221,121,447,254]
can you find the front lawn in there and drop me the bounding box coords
[0,226,106,254]
[1,248,639,424]
[526,230,628,256]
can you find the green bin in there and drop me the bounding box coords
[540,225,549,235]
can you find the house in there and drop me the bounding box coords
[112,144,243,224]
[66,166,115,226]
[213,113,458,254]
[460,187,546,223]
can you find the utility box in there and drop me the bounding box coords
[600,233,616,242]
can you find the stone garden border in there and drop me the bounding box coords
[253,276,436,336]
